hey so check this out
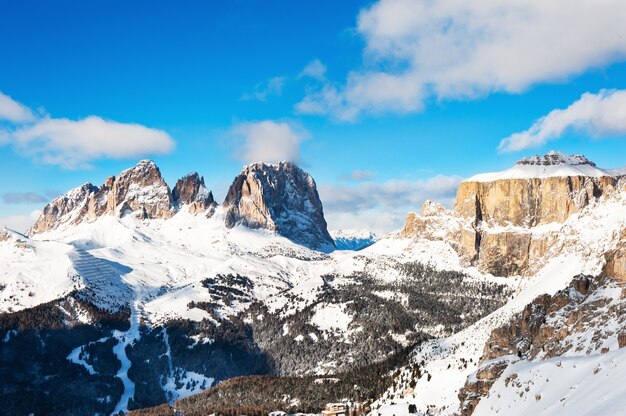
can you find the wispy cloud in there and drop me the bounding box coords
[228,120,308,164]
[241,76,286,101]
[0,91,36,123]
[0,210,41,233]
[320,174,462,232]
[0,90,175,169]
[298,59,327,81]
[297,0,626,121]
[499,89,626,153]
[339,169,376,182]
[2,192,49,204]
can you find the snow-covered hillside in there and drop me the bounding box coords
[331,229,379,251]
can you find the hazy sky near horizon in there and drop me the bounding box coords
[2,0,626,232]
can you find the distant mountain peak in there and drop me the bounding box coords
[223,161,335,251]
[466,150,619,182]
[172,172,215,215]
[516,150,596,167]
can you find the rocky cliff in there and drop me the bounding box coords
[223,161,335,251]
[401,151,626,276]
[172,172,216,215]
[30,161,213,234]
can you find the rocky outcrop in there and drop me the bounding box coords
[457,356,517,416]
[457,273,625,415]
[455,175,616,228]
[29,183,99,234]
[223,162,335,251]
[603,229,626,282]
[483,274,625,361]
[0,229,10,242]
[31,161,179,233]
[401,151,626,276]
[172,172,216,216]
[91,160,175,220]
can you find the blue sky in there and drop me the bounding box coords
[2,0,626,232]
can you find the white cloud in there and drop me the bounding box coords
[0,90,176,168]
[241,76,286,101]
[0,91,35,123]
[2,192,48,204]
[339,169,376,182]
[229,120,308,164]
[0,210,41,233]
[298,59,327,81]
[319,174,462,232]
[297,0,626,121]
[5,115,175,169]
[499,89,626,152]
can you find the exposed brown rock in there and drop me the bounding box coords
[172,172,216,215]
[602,229,626,282]
[223,162,334,251]
[30,160,175,234]
[29,183,98,234]
[0,229,10,242]
[455,176,615,227]
[400,152,626,276]
[458,357,515,416]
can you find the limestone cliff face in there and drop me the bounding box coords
[223,162,335,251]
[455,176,616,227]
[172,172,216,216]
[400,152,626,276]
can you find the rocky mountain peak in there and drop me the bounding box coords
[223,161,335,251]
[30,160,177,234]
[101,159,174,219]
[516,150,596,167]
[172,172,216,215]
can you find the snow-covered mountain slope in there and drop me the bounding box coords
[473,347,626,416]
[371,183,626,415]
[466,150,623,181]
[331,229,379,251]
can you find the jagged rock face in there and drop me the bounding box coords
[30,160,176,234]
[483,274,625,362]
[172,172,216,215]
[603,229,626,282]
[401,152,626,277]
[223,162,335,251]
[96,160,174,220]
[455,176,616,227]
[29,183,99,234]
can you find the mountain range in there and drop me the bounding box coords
[1,150,625,416]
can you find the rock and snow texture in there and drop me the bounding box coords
[29,159,334,252]
[223,161,335,251]
[28,160,220,235]
[401,151,626,277]
[473,348,626,416]
[466,150,623,181]
[172,172,216,215]
[331,229,379,250]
